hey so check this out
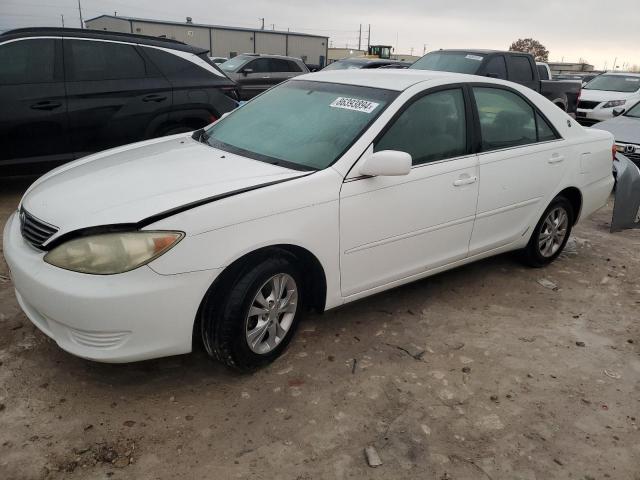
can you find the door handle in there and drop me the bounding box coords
[453,175,478,186]
[548,154,565,164]
[30,101,62,111]
[142,94,167,103]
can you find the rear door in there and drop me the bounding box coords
[479,55,508,80]
[468,85,566,254]
[0,37,70,174]
[63,38,172,157]
[507,55,538,91]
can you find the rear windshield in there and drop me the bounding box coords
[410,51,484,74]
[202,80,398,170]
[323,60,366,70]
[584,74,640,93]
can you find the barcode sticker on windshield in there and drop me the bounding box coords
[465,54,483,61]
[330,97,379,113]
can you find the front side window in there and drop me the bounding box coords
[375,89,468,165]
[584,74,640,93]
[474,87,537,151]
[203,80,397,170]
[0,39,57,85]
[66,40,147,81]
[484,56,507,79]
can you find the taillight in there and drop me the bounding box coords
[612,143,617,162]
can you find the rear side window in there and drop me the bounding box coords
[473,87,537,151]
[375,88,468,165]
[483,56,507,79]
[510,56,534,81]
[287,60,302,72]
[0,39,58,85]
[537,113,559,141]
[142,47,214,80]
[65,40,148,81]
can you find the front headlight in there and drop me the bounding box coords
[602,100,626,108]
[44,231,184,275]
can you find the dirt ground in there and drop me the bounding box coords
[0,177,639,480]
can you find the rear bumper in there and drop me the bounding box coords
[3,212,219,363]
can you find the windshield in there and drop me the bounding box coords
[219,55,251,72]
[625,101,640,118]
[584,74,640,93]
[202,80,397,170]
[410,52,484,74]
[323,60,365,70]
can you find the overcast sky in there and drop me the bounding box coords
[2,0,639,69]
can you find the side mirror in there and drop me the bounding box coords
[241,68,253,76]
[613,107,625,117]
[359,150,412,177]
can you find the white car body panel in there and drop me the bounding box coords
[577,75,640,122]
[2,70,615,363]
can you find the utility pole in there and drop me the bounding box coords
[61,14,64,27]
[358,24,362,51]
[423,43,427,55]
[271,23,275,30]
[410,47,413,56]
[259,18,264,30]
[367,24,370,50]
[77,0,84,28]
[612,57,617,70]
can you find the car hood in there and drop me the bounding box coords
[580,89,639,103]
[591,115,640,143]
[21,135,305,241]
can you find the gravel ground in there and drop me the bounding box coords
[1,177,639,480]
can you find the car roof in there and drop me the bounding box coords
[296,69,492,91]
[236,53,303,61]
[0,27,208,55]
[600,72,640,77]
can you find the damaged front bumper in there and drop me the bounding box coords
[611,153,640,232]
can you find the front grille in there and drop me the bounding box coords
[578,100,601,110]
[19,208,58,249]
[617,143,640,167]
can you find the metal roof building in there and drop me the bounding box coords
[85,15,329,66]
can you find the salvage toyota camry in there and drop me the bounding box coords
[3,70,615,370]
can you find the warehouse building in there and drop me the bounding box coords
[85,15,329,67]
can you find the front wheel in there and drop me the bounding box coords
[521,196,574,267]
[201,256,304,371]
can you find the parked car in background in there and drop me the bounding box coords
[219,54,309,100]
[4,70,618,370]
[592,100,640,167]
[555,73,601,86]
[323,58,411,70]
[410,50,581,115]
[209,56,228,65]
[576,73,640,126]
[0,27,239,176]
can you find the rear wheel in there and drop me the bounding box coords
[201,256,304,371]
[521,196,573,267]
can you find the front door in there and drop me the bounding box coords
[340,87,479,296]
[0,38,70,174]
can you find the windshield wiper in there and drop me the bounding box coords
[192,128,209,144]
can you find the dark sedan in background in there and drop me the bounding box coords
[0,28,239,176]
[323,58,412,70]
[219,54,309,100]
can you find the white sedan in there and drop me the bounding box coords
[3,70,615,370]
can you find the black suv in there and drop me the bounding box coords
[0,28,239,176]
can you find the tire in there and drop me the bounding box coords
[201,255,304,371]
[521,195,574,267]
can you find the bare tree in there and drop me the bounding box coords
[509,38,549,62]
